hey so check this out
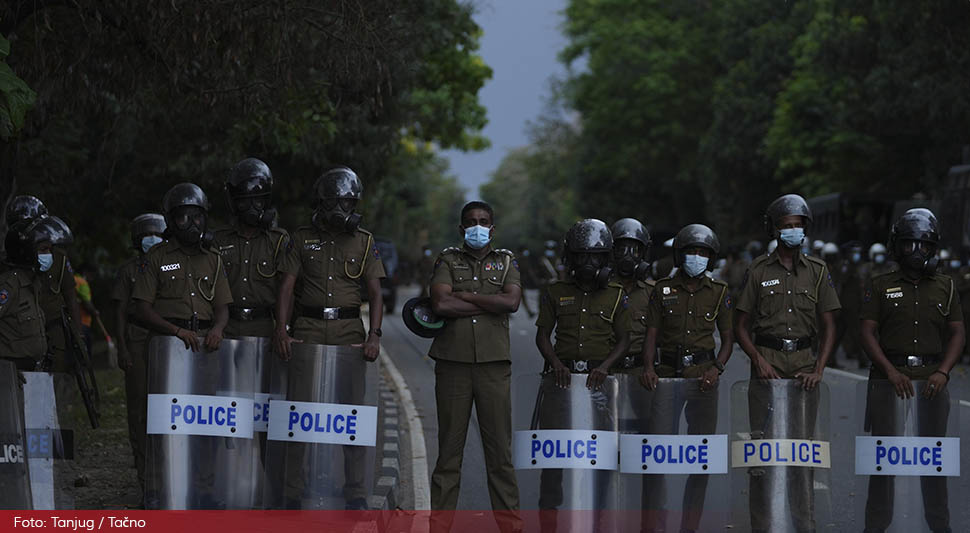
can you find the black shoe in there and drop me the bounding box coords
[345,497,368,510]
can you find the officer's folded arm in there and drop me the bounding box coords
[454,284,521,314]
[430,283,488,317]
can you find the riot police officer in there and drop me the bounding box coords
[610,217,653,374]
[274,167,384,510]
[640,223,733,532]
[860,208,963,533]
[213,158,290,338]
[734,194,840,532]
[0,218,48,369]
[110,212,166,493]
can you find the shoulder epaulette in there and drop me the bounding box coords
[749,254,770,268]
[268,226,290,237]
[638,279,656,288]
[439,246,461,256]
[494,248,514,256]
[805,254,827,268]
[711,277,729,287]
[356,227,373,237]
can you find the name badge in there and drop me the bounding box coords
[620,434,727,474]
[731,438,831,468]
[761,279,780,288]
[267,400,377,446]
[886,291,903,299]
[855,436,960,476]
[147,394,254,438]
[160,263,181,272]
[513,429,617,470]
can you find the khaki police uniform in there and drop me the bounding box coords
[280,225,384,504]
[861,271,962,531]
[37,251,83,373]
[213,226,289,338]
[735,250,840,532]
[428,245,521,512]
[0,265,47,369]
[615,278,653,372]
[110,254,152,486]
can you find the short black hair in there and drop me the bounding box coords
[460,201,494,224]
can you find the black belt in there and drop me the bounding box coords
[545,359,605,374]
[229,306,274,321]
[297,306,360,320]
[887,354,942,367]
[164,317,212,332]
[657,348,715,369]
[755,334,814,353]
[618,354,644,369]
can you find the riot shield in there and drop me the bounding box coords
[729,379,833,532]
[853,380,963,532]
[512,373,618,531]
[0,361,31,509]
[615,376,729,532]
[144,336,257,510]
[262,344,380,510]
[247,336,286,509]
[23,371,73,509]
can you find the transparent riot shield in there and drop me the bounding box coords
[0,361,31,509]
[144,336,257,509]
[262,344,380,510]
[853,380,963,532]
[729,379,833,532]
[23,371,73,509]
[513,373,618,532]
[615,376,730,532]
[245,337,286,509]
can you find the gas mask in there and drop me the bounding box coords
[899,241,938,276]
[312,198,361,233]
[234,196,276,229]
[170,206,208,246]
[570,252,612,288]
[613,242,649,280]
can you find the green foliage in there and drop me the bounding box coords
[0,33,35,140]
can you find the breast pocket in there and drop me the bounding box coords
[482,271,504,294]
[304,249,328,278]
[452,268,477,292]
[158,270,188,300]
[758,286,786,319]
[793,277,819,316]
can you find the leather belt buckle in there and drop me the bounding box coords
[681,354,694,368]
[781,338,797,352]
[573,360,589,372]
[906,355,924,367]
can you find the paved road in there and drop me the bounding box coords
[382,284,970,530]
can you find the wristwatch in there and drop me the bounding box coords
[370,328,383,337]
[712,359,725,375]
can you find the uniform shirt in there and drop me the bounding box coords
[427,246,520,363]
[536,280,632,361]
[620,278,653,355]
[0,265,47,359]
[860,271,963,357]
[131,240,233,320]
[281,226,385,341]
[38,250,73,327]
[648,270,732,352]
[736,251,840,338]
[213,226,290,308]
[111,255,149,318]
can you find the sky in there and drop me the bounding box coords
[443,0,570,200]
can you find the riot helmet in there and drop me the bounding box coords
[31,215,74,247]
[4,218,45,269]
[889,208,941,276]
[843,241,865,264]
[672,224,720,276]
[868,242,887,262]
[764,194,812,248]
[5,195,47,225]
[225,158,275,228]
[162,183,210,246]
[821,242,839,261]
[131,213,167,252]
[312,166,363,233]
[402,297,446,338]
[610,218,651,280]
[563,219,613,288]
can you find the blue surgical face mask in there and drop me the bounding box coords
[851,252,862,263]
[682,254,709,278]
[38,253,54,272]
[463,225,491,250]
[778,227,805,248]
[544,249,555,258]
[874,254,886,265]
[141,235,163,254]
[950,259,962,270]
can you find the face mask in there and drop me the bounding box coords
[851,252,861,263]
[141,235,163,253]
[38,253,54,272]
[522,250,530,257]
[874,254,886,265]
[682,254,709,278]
[900,247,938,276]
[778,228,805,248]
[544,249,555,258]
[463,225,491,250]
[423,249,432,257]
[312,208,361,233]
[950,259,962,270]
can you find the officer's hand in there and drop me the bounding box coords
[586,365,609,390]
[639,368,659,390]
[923,372,947,400]
[352,335,380,362]
[551,360,571,389]
[204,328,224,352]
[699,367,719,392]
[887,369,915,399]
[273,328,303,361]
[754,357,781,380]
[175,328,201,352]
[117,349,132,372]
[794,370,823,391]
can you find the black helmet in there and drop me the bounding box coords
[225,158,275,228]
[764,194,813,236]
[402,297,446,338]
[564,219,613,287]
[5,195,47,225]
[130,213,167,249]
[889,208,941,271]
[311,167,363,232]
[611,218,651,279]
[162,183,210,246]
[31,215,74,247]
[3,219,39,267]
[672,224,720,268]
[162,183,210,214]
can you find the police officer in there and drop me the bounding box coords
[860,208,963,533]
[426,201,521,529]
[610,218,653,373]
[535,219,631,531]
[110,213,166,493]
[213,158,290,338]
[0,218,48,369]
[734,194,840,533]
[273,167,384,510]
[640,223,733,533]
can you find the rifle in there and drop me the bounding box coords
[61,308,101,429]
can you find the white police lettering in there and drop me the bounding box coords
[513,429,618,470]
[855,436,960,476]
[160,263,181,272]
[731,438,831,468]
[146,393,254,438]
[0,442,24,463]
[620,434,727,474]
[886,291,903,299]
[253,392,283,432]
[761,279,780,288]
[267,400,377,446]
